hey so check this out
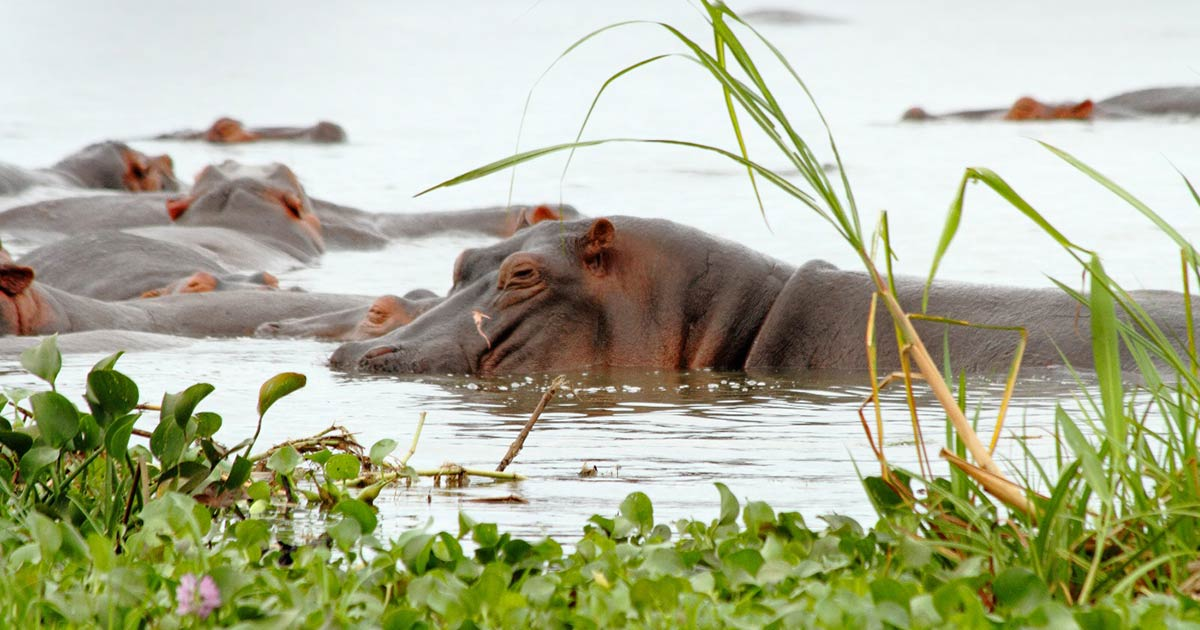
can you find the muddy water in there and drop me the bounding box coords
[0,0,1197,538]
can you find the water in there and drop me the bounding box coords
[0,0,1197,539]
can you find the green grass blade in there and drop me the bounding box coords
[1087,256,1126,450]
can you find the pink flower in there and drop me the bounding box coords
[176,573,221,619]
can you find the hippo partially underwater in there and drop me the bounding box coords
[153,117,347,143]
[0,141,179,196]
[902,86,1200,122]
[331,217,1196,376]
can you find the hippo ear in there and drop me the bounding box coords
[524,204,562,225]
[0,265,34,296]
[166,196,193,221]
[579,218,615,275]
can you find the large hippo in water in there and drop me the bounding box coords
[0,249,367,337]
[19,232,278,301]
[0,141,179,195]
[330,216,1195,376]
[153,117,347,143]
[0,160,579,250]
[902,86,1200,122]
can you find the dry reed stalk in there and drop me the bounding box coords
[496,375,566,472]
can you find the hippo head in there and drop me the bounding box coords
[0,249,51,335]
[330,216,785,375]
[1004,97,1095,121]
[901,107,932,121]
[140,270,280,298]
[204,117,260,143]
[52,141,180,192]
[165,161,325,259]
[310,121,348,143]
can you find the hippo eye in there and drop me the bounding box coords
[501,264,539,290]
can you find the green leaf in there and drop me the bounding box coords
[225,456,252,490]
[104,414,139,459]
[743,500,776,534]
[85,369,139,426]
[1057,406,1110,505]
[993,567,1049,615]
[267,445,302,476]
[149,420,183,469]
[234,519,271,550]
[20,335,61,389]
[257,372,306,417]
[161,383,214,428]
[369,438,398,466]
[30,391,80,448]
[1088,256,1125,448]
[334,498,378,535]
[329,517,362,552]
[27,512,61,557]
[87,533,116,572]
[324,453,361,482]
[0,430,33,457]
[194,412,222,438]
[90,351,124,372]
[619,491,654,536]
[246,480,271,502]
[715,482,739,526]
[19,446,59,482]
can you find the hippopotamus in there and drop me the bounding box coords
[18,231,278,301]
[0,160,579,251]
[902,86,1200,122]
[0,330,194,355]
[0,250,368,337]
[255,289,441,340]
[153,117,347,143]
[0,141,179,195]
[330,216,1196,376]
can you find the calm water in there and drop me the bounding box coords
[0,0,1197,538]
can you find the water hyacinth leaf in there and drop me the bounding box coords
[329,517,363,552]
[369,438,398,466]
[0,430,33,457]
[162,383,215,428]
[85,369,139,425]
[324,453,361,481]
[194,412,222,438]
[73,414,102,451]
[149,420,184,469]
[335,498,378,535]
[86,533,116,573]
[619,491,654,535]
[226,456,252,490]
[28,511,62,557]
[257,372,306,417]
[267,445,302,476]
[305,449,333,466]
[743,500,775,533]
[104,414,138,459]
[246,480,271,502]
[992,567,1050,616]
[90,350,124,373]
[19,445,58,482]
[30,391,80,448]
[20,335,61,389]
[715,482,739,526]
[235,518,271,551]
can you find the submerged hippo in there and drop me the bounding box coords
[0,250,368,337]
[0,141,179,195]
[255,289,441,340]
[19,232,278,301]
[902,86,1200,122]
[0,159,579,251]
[331,216,1196,376]
[153,117,347,143]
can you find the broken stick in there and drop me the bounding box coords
[496,376,566,472]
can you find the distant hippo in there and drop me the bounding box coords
[18,231,278,301]
[0,330,194,355]
[256,289,441,340]
[331,216,1197,376]
[902,86,1200,122]
[0,250,367,337]
[153,117,347,143]
[0,141,179,195]
[0,159,579,251]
